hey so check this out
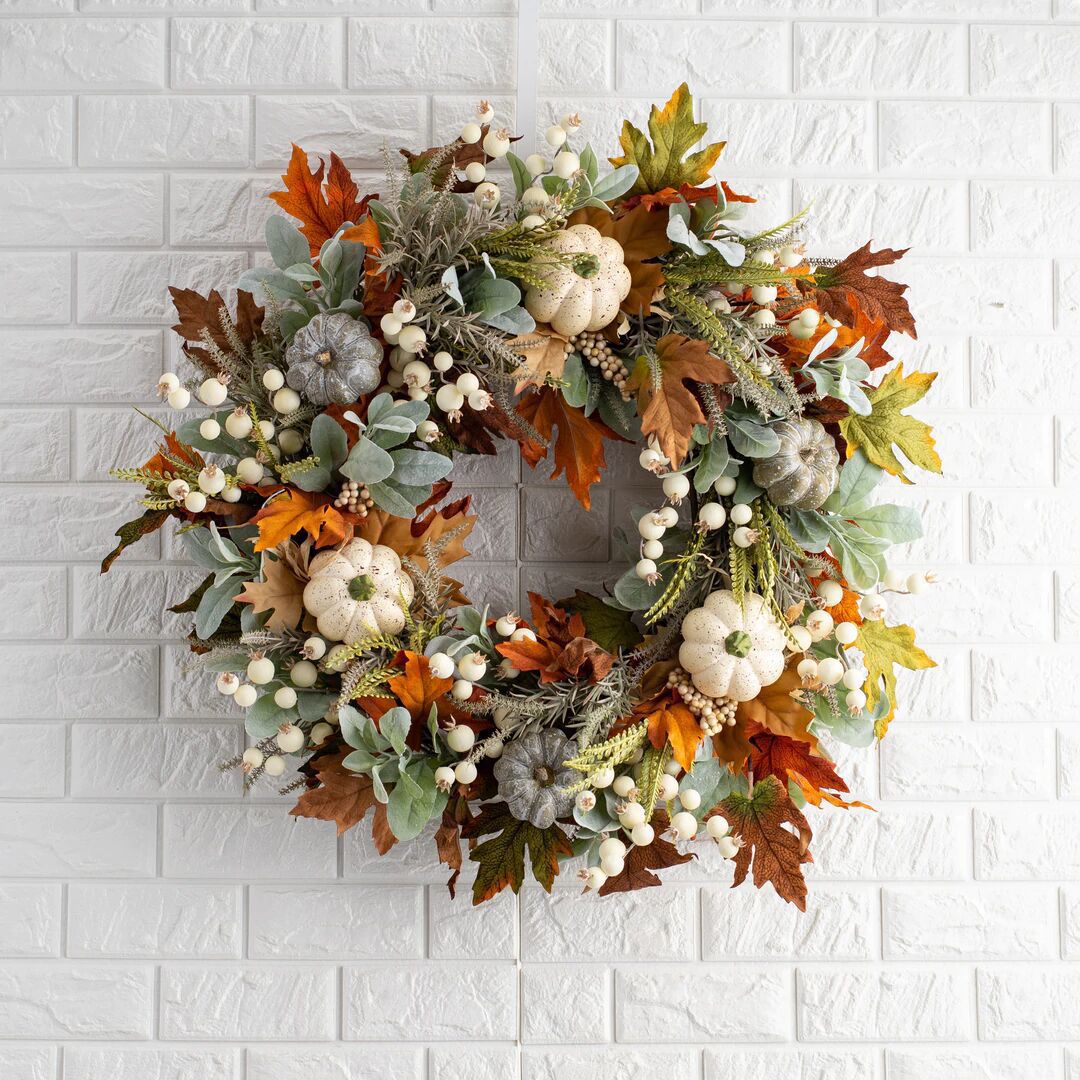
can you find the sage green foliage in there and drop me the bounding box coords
[182,523,259,639]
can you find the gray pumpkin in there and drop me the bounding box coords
[493,730,577,829]
[752,417,839,510]
[284,312,382,405]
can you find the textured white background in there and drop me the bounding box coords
[0,0,1078,1077]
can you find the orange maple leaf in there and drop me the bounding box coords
[646,698,704,773]
[142,430,204,478]
[270,145,370,257]
[250,488,351,552]
[516,387,623,510]
[389,651,454,722]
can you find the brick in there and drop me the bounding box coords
[974,647,1080,723]
[249,884,423,958]
[0,407,69,480]
[0,567,66,639]
[460,487,518,561]
[344,964,517,1039]
[1060,572,1080,643]
[880,101,1049,176]
[160,966,336,1039]
[429,883,516,959]
[975,181,1080,252]
[0,253,70,325]
[67,883,242,958]
[1057,259,1080,332]
[798,23,963,94]
[170,175,277,246]
[1062,728,1080,801]
[522,486,609,562]
[172,18,342,89]
[616,965,791,1041]
[70,722,241,797]
[540,19,611,93]
[522,885,695,961]
[255,95,427,167]
[793,180,966,255]
[1064,886,1080,955]
[704,99,870,171]
[976,807,1080,879]
[884,0,1045,11]
[76,405,171,480]
[618,21,786,94]
[72,565,206,639]
[1061,417,1080,488]
[881,489,964,565]
[973,336,1080,409]
[164,805,338,879]
[0,884,61,957]
[0,723,65,796]
[247,1047,422,1080]
[0,96,72,165]
[886,1047,1058,1080]
[881,724,1053,799]
[0,803,156,876]
[0,19,164,89]
[64,1048,241,1080]
[524,1048,700,1080]
[79,96,249,166]
[705,1049,878,1080]
[799,967,971,1040]
[522,964,609,1043]
[0,1048,56,1080]
[432,1047,516,1080]
[1056,103,1080,174]
[77,252,246,323]
[349,18,515,91]
[0,174,162,246]
[973,25,1080,97]
[978,966,1080,1038]
[702,885,875,959]
[883,885,1058,959]
[973,493,1080,564]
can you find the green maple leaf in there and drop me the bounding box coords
[610,83,725,196]
[557,589,643,652]
[465,803,573,905]
[838,363,942,484]
[853,619,936,737]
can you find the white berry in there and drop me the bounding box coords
[236,457,263,484]
[598,837,626,861]
[663,473,690,501]
[679,788,702,811]
[446,725,475,753]
[428,652,455,680]
[262,368,285,391]
[273,387,301,414]
[635,558,658,580]
[276,724,305,753]
[167,387,190,409]
[545,124,567,147]
[714,475,737,496]
[698,502,726,530]
[494,614,518,637]
[198,465,226,495]
[183,491,207,513]
[553,150,580,179]
[730,502,753,526]
[706,815,730,840]
[817,580,844,607]
[198,378,228,406]
[630,823,655,847]
[200,419,220,440]
[454,760,478,784]
[671,811,698,840]
[290,660,318,687]
[451,679,473,701]
[592,767,615,789]
[247,656,275,685]
[806,610,835,641]
[233,684,257,708]
[835,621,858,646]
[263,755,286,777]
[274,686,297,709]
[612,774,636,798]
[816,658,844,686]
[216,673,239,695]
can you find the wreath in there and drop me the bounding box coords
[105,85,939,908]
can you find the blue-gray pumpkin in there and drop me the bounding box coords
[285,312,382,405]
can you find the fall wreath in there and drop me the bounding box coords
[106,86,939,907]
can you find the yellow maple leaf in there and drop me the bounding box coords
[853,619,936,738]
[838,363,942,484]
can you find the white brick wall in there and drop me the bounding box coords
[0,0,1076,1074]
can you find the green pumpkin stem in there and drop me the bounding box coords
[348,573,376,602]
[724,629,753,658]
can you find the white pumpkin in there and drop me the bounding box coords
[678,590,787,702]
[302,538,414,644]
[523,223,632,337]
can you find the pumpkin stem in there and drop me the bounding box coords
[347,574,376,602]
[724,630,753,658]
[572,253,600,280]
[533,764,556,787]
[315,349,333,366]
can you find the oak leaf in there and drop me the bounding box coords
[250,488,351,552]
[233,547,306,631]
[516,387,623,510]
[838,363,941,484]
[270,144,370,257]
[356,496,477,572]
[735,660,819,754]
[645,698,704,773]
[598,820,694,895]
[464,802,573,905]
[812,241,916,338]
[852,619,935,737]
[568,204,672,319]
[609,83,725,196]
[625,333,735,467]
[290,752,377,835]
[720,774,813,909]
[507,325,571,390]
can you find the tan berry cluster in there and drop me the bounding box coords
[568,331,631,398]
[667,666,738,736]
[333,480,374,516]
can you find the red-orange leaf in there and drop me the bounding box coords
[250,488,351,552]
[270,144,370,257]
[598,819,694,895]
[516,387,623,509]
[646,699,704,773]
[388,651,454,722]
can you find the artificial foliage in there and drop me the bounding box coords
[105,86,939,908]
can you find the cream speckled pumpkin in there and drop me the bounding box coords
[678,590,787,702]
[523,223,631,337]
[302,538,414,644]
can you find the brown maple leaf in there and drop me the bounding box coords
[735,660,819,755]
[233,546,307,631]
[720,774,813,909]
[598,815,694,895]
[746,721,863,811]
[625,333,736,467]
[388,651,454,722]
[290,752,377,835]
[435,816,464,899]
[568,204,672,319]
[250,488,352,552]
[516,387,624,510]
[270,144,371,257]
[812,242,917,339]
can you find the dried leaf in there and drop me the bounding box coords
[853,620,936,737]
[101,508,171,574]
[556,590,643,653]
[290,752,377,835]
[609,83,725,196]
[169,286,263,357]
[838,363,941,484]
[233,547,306,631]
[646,699,704,773]
[270,144,370,256]
[356,497,477,572]
[812,241,916,339]
[516,387,623,510]
[625,333,735,467]
[747,721,869,809]
[720,774,813,909]
[712,716,755,770]
[736,661,819,755]
[435,817,463,898]
[598,821,694,895]
[250,488,352,552]
[782,306,893,371]
[388,650,454,722]
[508,325,571,390]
